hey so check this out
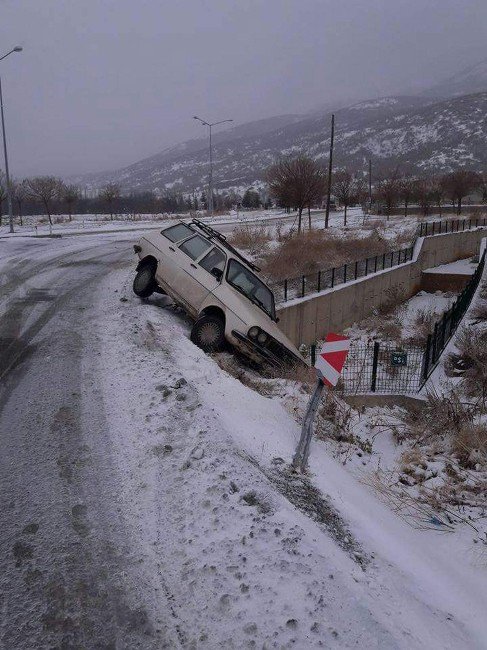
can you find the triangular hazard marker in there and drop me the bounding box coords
[315,333,350,387]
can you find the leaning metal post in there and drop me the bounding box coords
[292,378,324,472]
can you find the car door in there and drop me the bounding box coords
[153,223,196,296]
[175,238,226,312]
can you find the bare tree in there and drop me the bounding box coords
[441,170,480,215]
[12,179,29,226]
[25,176,64,225]
[333,169,355,226]
[62,184,80,221]
[429,177,445,217]
[479,171,487,203]
[266,156,326,233]
[100,183,121,220]
[413,179,433,217]
[398,176,415,218]
[375,168,401,220]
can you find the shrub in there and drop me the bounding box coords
[261,229,407,281]
[228,224,272,256]
[452,423,487,468]
[445,327,487,398]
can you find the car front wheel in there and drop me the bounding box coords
[190,315,226,352]
[133,266,156,298]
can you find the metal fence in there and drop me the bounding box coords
[273,216,487,305]
[419,217,487,237]
[273,246,414,303]
[310,248,486,395]
[422,248,486,382]
[340,341,426,395]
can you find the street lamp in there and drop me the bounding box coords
[193,115,233,215]
[0,46,23,234]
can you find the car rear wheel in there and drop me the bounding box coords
[133,266,156,298]
[190,315,226,352]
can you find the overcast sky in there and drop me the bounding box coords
[1,0,486,177]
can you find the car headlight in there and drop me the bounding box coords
[257,330,268,344]
[248,326,260,339]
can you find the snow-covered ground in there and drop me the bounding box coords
[2,231,487,648]
[95,256,487,648]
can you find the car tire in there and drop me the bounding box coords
[190,315,226,352]
[133,266,157,298]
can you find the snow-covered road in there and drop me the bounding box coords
[1,233,486,649]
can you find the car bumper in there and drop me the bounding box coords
[231,330,304,368]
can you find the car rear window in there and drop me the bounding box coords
[162,223,194,242]
[199,247,226,273]
[179,234,212,260]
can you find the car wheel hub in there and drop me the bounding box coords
[199,322,220,344]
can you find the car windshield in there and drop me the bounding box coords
[226,259,275,320]
[162,223,194,243]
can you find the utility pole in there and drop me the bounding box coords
[368,158,372,213]
[193,115,233,216]
[324,113,335,228]
[0,46,23,234]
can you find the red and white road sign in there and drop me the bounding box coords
[315,333,350,387]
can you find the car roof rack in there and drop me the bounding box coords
[191,219,261,273]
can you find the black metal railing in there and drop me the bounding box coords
[272,245,414,303]
[419,217,487,237]
[421,248,486,383]
[273,216,487,305]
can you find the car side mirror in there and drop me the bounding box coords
[211,267,223,281]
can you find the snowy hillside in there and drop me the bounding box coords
[422,58,487,99]
[77,92,487,194]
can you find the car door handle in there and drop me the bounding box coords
[190,263,197,269]
[169,246,175,251]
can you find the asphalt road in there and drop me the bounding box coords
[0,235,175,649]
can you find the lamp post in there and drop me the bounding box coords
[0,46,23,234]
[193,115,233,215]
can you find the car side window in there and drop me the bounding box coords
[199,247,226,274]
[162,223,194,242]
[179,234,212,261]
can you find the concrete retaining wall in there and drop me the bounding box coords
[277,229,487,346]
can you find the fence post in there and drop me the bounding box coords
[371,341,380,392]
[374,256,378,273]
[365,258,369,275]
[331,267,335,288]
[284,279,288,302]
[382,253,386,269]
[301,275,305,297]
[423,334,432,382]
[343,263,347,283]
[432,322,439,363]
[420,222,423,237]
[311,343,316,366]
[354,260,358,279]
[317,270,321,293]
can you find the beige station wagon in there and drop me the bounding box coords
[133,219,304,368]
